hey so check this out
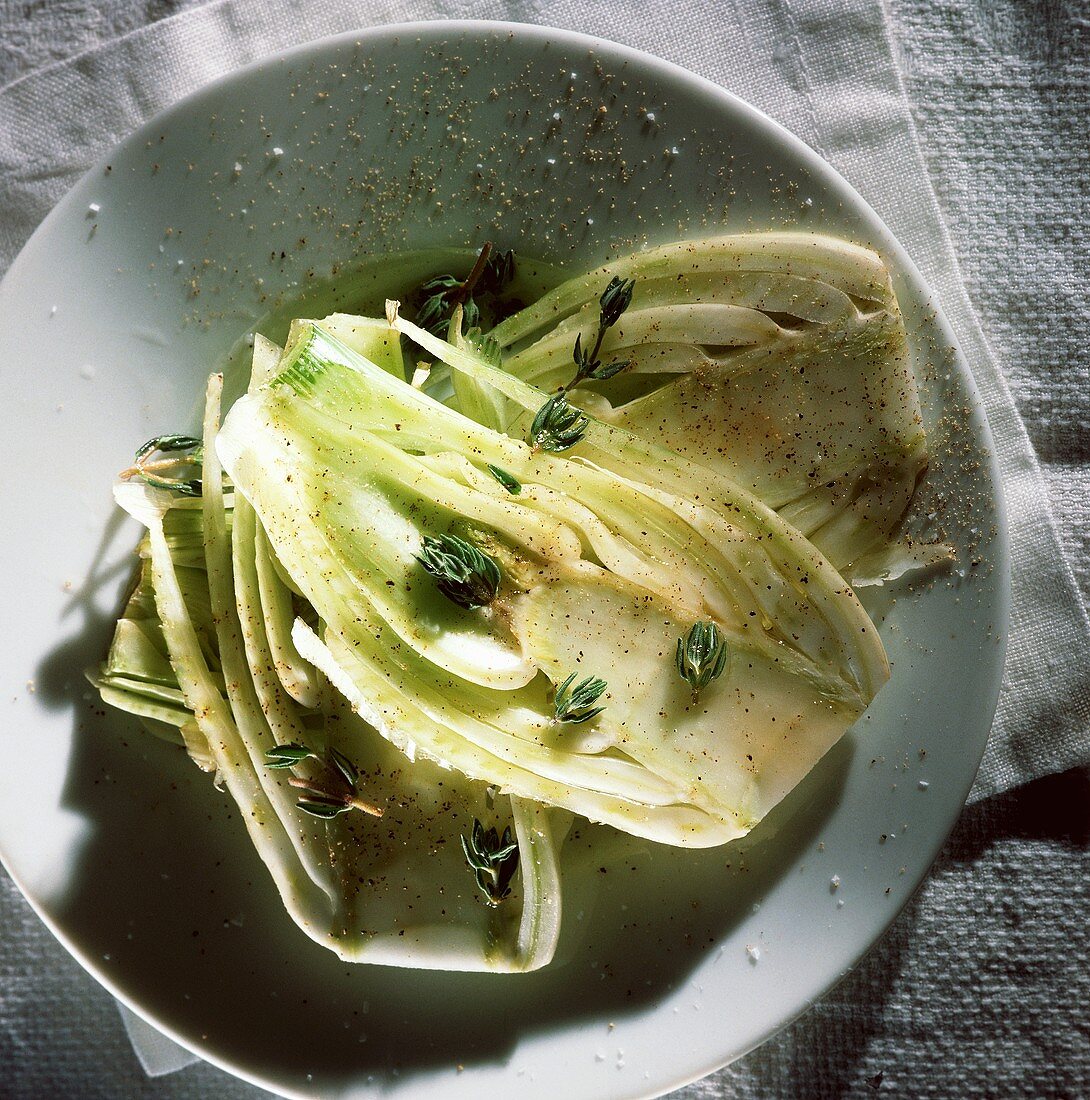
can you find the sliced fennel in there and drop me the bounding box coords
[93,353,563,973]
[92,234,941,974]
[217,321,888,846]
[487,233,946,577]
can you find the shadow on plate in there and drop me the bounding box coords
[31,530,852,1092]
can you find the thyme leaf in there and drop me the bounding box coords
[676,622,730,697]
[553,671,607,724]
[585,356,630,382]
[461,819,519,906]
[329,746,359,787]
[263,744,314,769]
[416,533,501,610]
[416,275,462,336]
[530,392,589,452]
[479,247,515,295]
[599,275,636,329]
[134,434,203,463]
[486,464,522,494]
[297,797,353,819]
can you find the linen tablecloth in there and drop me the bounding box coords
[1,1,1087,1096]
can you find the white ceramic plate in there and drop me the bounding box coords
[0,21,1007,1100]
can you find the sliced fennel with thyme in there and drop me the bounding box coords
[218,319,887,846]
[91,233,943,973]
[94,340,564,972]
[485,234,951,580]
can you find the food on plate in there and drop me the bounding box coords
[90,234,945,971]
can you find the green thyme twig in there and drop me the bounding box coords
[529,392,589,452]
[461,818,519,906]
[119,434,204,496]
[676,622,730,698]
[553,672,607,723]
[263,744,383,819]
[567,276,635,389]
[414,242,516,338]
[416,533,501,610]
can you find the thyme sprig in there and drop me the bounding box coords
[415,242,516,338]
[417,533,501,610]
[461,818,519,906]
[527,276,635,452]
[553,671,608,724]
[676,622,730,698]
[567,276,635,389]
[263,743,383,819]
[529,392,590,452]
[417,274,475,335]
[119,434,204,496]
